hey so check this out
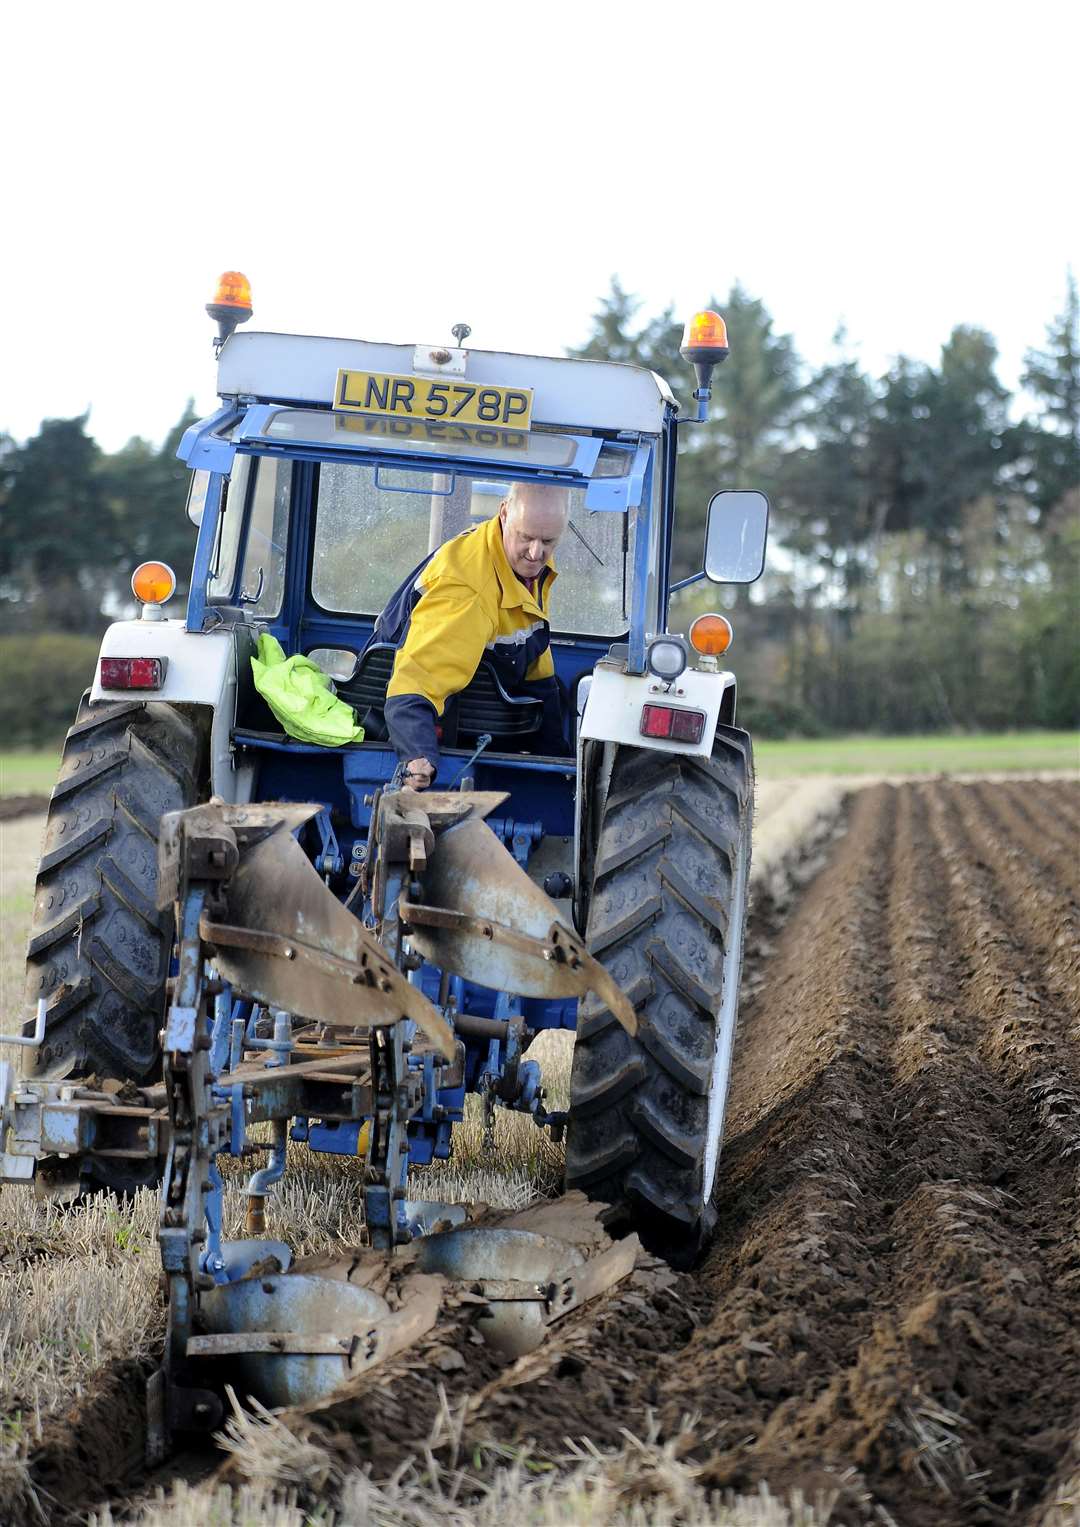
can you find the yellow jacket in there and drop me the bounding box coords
[374,512,560,769]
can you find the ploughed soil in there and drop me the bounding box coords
[0,793,48,821]
[24,780,1080,1525]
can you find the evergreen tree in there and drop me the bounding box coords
[866,354,931,543]
[781,329,876,607]
[706,283,803,487]
[573,278,802,581]
[867,331,1010,589]
[0,414,112,632]
[103,401,200,608]
[1018,272,1080,522]
[570,278,682,373]
[921,326,1011,585]
[0,404,199,632]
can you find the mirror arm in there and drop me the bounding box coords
[669,570,707,594]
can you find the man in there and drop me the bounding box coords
[369,481,571,786]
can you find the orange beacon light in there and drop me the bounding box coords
[207,271,254,350]
[680,308,730,423]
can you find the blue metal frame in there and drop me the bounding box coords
[177,403,243,473]
[584,441,649,512]
[179,400,659,638]
[185,451,660,660]
[229,404,608,481]
[658,404,680,630]
[627,443,659,673]
[185,471,225,633]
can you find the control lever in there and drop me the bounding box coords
[448,732,493,791]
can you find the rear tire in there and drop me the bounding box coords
[21,697,203,1191]
[565,726,753,1265]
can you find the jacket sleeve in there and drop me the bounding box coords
[385,578,495,769]
[383,693,441,769]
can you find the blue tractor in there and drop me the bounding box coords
[3,276,768,1451]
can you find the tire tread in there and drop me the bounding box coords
[23,698,202,1111]
[566,727,753,1264]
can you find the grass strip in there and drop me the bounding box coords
[755,730,1079,778]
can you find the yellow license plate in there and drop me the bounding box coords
[334,369,532,429]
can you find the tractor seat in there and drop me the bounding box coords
[337,643,543,744]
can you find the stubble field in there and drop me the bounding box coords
[1,772,1077,1525]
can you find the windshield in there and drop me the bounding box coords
[312,462,635,637]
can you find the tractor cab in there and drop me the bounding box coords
[179,326,672,748]
[113,304,703,932]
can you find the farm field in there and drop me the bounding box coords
[0,751,59,798]
[1,775,1078,1524]
[755,730,1079,779]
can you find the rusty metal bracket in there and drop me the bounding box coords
[370,789,510,930]
[468,1236,638,1318]
[400,897,637,1036]
[159,801,457,1061]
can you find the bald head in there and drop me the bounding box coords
[499,482,570,582]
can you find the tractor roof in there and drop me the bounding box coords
[217,331,676,435]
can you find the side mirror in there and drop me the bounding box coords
[704,489,769,583]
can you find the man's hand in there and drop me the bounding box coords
[403,757,435,790]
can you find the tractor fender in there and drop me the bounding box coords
[572,663,737,933]
[89,619,248,800]
[577,661,737,759]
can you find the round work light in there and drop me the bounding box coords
[646,636,688,682]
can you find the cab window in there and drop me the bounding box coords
[312,462,636,637]
[208,456,291,618]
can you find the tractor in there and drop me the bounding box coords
[1,275,768,1455]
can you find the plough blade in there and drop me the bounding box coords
[412,1226,640,1358]
[184,1213,638,1410]
[191,1271,443,1409]
[158,803,456,1060]
[404,816,638,1035]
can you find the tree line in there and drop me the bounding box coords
[0,278,1077,743]
[574,275,1079,734]
[0,405,198,635]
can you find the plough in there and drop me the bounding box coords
[2,790,639,1458]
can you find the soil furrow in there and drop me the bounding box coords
[855,783,1080,1522]
[975,781,1080,895]
[949,782,1080,1029]
[994,778,1080,846]
[450,788,917,1516]
[923,786,1080,1163]
[966,791,1079,954]
[454,783,1080,1524]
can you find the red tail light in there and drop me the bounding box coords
[640,703,705,743]
[99,657,168,690]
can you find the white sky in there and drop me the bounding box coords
[2,0,1076,452]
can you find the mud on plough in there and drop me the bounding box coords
[0,791,639,1461]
